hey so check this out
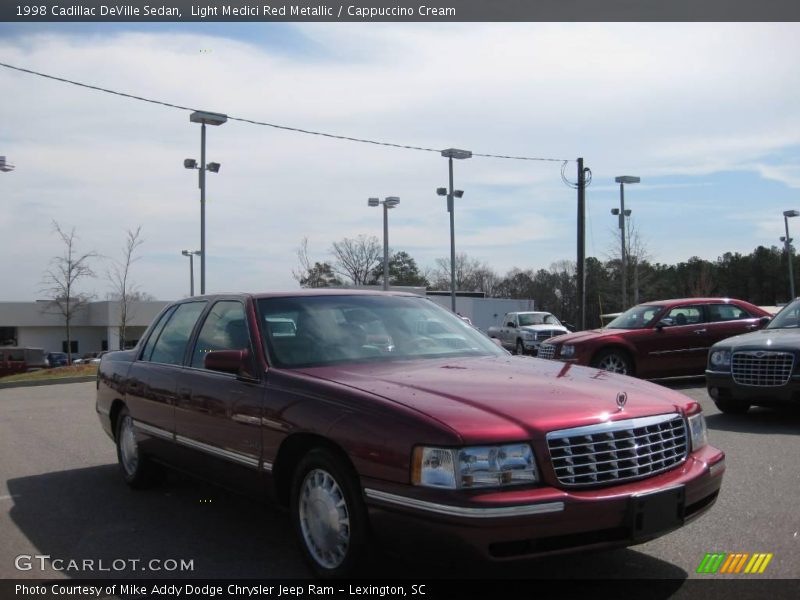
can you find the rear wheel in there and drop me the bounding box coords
[290,448,369,577]
[592,349,633,375]
[714,398,750,415]
[115,407,160,489]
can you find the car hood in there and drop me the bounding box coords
[545,328,633,345]
[713,327,800,349]
[519,325,568,333]
[300,356,692,444]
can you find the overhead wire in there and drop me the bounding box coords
[0,61,574,165]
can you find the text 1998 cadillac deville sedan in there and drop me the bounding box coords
[96,291,724,576]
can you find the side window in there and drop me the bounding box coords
[191,301,250,369]
[664,306,703,327]
[707,303,750,322]
[147,302,207,365]
[140,306,176,362]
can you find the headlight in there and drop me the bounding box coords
[522,331,536,340]
[709,350,731,368]
[412,444,539,489]
[560,345,575,358]
[687,412,708,451]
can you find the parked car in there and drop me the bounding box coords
[537,298,771,379]
[97,291,724,576]
[45,352,69,368]
[487,311,569,355]
[0,347,47,376]
[706,297,800,413]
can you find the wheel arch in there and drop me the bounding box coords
[590,344,637,375]
[273,433,358,508]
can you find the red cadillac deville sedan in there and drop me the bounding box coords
[96,291,724,576]
[538,298,771,378]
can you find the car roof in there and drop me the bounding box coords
[182,290,424,301]
[639,297,753,307]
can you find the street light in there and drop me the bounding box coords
[181,250,201,296]
[439,148,472,312]
[368,196,400,291]
[613,175,640,309]
[781,210,800,300]
[185,110,227,295]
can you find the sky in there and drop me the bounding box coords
[1,21,799,301]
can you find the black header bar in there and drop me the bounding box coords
[2,0,799,22]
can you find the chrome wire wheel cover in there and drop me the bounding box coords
[598,354,628,374]
[298,468,351,569]
[119,415,139,475]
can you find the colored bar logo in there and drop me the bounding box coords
[696,552,773,574]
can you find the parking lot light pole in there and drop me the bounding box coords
[613,175,640,310]
[439,148,472,312]
[368,197,400,291]
[186,111,227,295]
[181,250,201,296]
[781,210,800,300]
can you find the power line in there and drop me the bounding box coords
[0,61,572,163]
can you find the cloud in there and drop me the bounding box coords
[1,23,800,301]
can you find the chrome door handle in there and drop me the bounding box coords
[693,329,707,334]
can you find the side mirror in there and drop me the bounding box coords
[758,316,771,327]
[506,322,516,328]
[205,349,253,377]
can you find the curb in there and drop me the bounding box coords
[0,376,96,390]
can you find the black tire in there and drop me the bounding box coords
[515,339,525,355]
[714,398,750,415]
[115,407,160,489]
[591,349,633,375]
[290,448,370,578]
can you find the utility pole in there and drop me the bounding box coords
[576,158,586,331]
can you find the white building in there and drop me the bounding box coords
[0,300,169,355]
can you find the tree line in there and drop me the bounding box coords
[295,235,799,330]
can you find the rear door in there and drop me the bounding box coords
[705,302,765,345]
[124,301,207,457]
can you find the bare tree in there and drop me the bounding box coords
[330,235,382,285]
[293,237,342,288]
[107,226,145,350]
[41,221,98,364]
[608,218,651,305]
[431,252,489,292]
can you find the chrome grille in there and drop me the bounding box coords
[538,344,556,360]
[732,351,793,387]
[546,414,688,488]
[535,329,563,341]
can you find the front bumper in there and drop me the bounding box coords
[364,445,724,562]
[707,370,800,405]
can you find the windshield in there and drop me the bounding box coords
[767,300,800,329]
[518,313,561,326]
[606,304,664,329]
[258,295,506,368]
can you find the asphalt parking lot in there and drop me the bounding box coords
[1,380,798,583]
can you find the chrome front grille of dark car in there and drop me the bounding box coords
[546,414,688,488]
[731,351,794,387]
[538,344,556,360]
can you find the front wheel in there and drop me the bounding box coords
[291,448,370,577]
[591,349,633,375]
[515,339,525,355]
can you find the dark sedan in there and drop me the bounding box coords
[707,297,800,413]
[97,291,724,576]
[538,298,771,378]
